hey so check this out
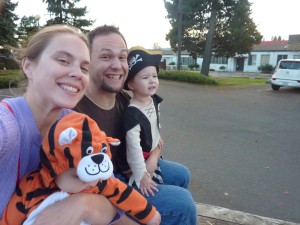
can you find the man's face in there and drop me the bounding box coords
[89,33,128,93]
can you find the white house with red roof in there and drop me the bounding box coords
[161,34,300,72]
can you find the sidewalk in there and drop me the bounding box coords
[196,203,299,225]
[209,71,272,79]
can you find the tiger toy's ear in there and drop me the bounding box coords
[106,137,120,146]
[58,127,78,146]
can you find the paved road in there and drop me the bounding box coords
[157,80,300,224]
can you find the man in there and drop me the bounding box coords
[75,25,197,225]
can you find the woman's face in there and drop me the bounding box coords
[24,33,90,110]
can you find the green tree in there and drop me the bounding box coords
[164,0,262,75]
[0,0,19,57]
[17,16,40,46]
[43,0,94,33]
[271,36,282,41]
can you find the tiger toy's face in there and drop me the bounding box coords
[39,113,120,186]
[77,142,113,182]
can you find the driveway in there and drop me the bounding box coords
[157,80,300,223]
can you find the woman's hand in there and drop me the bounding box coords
[32,193,117,225]
[54,168,98,193]
[139,171,158,197]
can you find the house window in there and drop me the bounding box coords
[181,57,194,65]
[293,55,300,59]
[277,55,288,64]
[248,55,256,65]
[211,56,228,64]
[162,56,174,65]
[260,55,270,65]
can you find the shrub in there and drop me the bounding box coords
[257,64,274,73]
[219,66,226,71]
[188,63,200,70]
[0,62,5,70]
[159,70,217,85]
[0,70,23,88]
[6,59,20,70]
[0,76,20,88]
[168,62,176,65]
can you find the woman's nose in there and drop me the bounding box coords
[69,63,84,78]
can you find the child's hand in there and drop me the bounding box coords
[147,211,161,225]
[146,157,158,176]
[158,138,164,149]
[140,171,158,197]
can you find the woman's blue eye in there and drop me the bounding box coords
[57,58,69,64]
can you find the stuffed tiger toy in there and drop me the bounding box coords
[1,112,157,225]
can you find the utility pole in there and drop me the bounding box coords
[177,0,183,71]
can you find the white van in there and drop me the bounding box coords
[270,59,300,90]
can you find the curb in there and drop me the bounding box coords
[196,203,299,225]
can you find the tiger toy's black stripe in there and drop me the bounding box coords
[134,202,153,220]
[48,120,59,156]
[116,186,134,204]
[81,117,92,158]
[64,147,74,168]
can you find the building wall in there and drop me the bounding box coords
[161,36,300,72]
[162,50,300,72]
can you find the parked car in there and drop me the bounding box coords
[270,59,300,90]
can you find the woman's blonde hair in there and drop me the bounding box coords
[11,24,89,79]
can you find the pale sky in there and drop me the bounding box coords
[13,0,300,48]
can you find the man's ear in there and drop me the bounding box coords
[22,57,33,79]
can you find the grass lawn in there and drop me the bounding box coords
[213,77,268,86]
[0,69,269,89]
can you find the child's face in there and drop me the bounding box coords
[128,66,159,97]
[55,168,98,193]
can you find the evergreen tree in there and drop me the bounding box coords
[43,0,94,33]
[18,16,40,46]
[164,0,262,75]
[0,0,19,57]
